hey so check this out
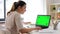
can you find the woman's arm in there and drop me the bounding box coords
[19,27,42,33]
[15,14,42,33]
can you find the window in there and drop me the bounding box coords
[0,0,5,21]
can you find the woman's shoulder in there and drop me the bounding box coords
[7,11,20,17]
[7,11,16,16]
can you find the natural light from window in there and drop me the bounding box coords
[22,0,47,24]
[6,0,47,24]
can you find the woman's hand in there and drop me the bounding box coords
[20,27,42,33]
[35,27,42,30]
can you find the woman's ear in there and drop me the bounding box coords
[19,6,21,8]
[18,6,21,9]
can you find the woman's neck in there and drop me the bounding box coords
[16,9,21,14]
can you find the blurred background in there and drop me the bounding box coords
[0,0,60,34]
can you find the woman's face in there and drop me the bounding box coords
[19,5,26,14]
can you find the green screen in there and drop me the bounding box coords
[36,15,50,26]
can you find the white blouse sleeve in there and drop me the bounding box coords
[15,14,23,30]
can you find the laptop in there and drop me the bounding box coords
[36,15,51,29]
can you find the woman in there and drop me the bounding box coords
[5,1,42,34]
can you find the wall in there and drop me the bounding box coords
[53,0,60,3]
[22,0,47,24]
[47,0,60,14]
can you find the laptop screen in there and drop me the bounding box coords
[36,15,51,27]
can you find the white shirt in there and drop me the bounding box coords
[5,11,23,34]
